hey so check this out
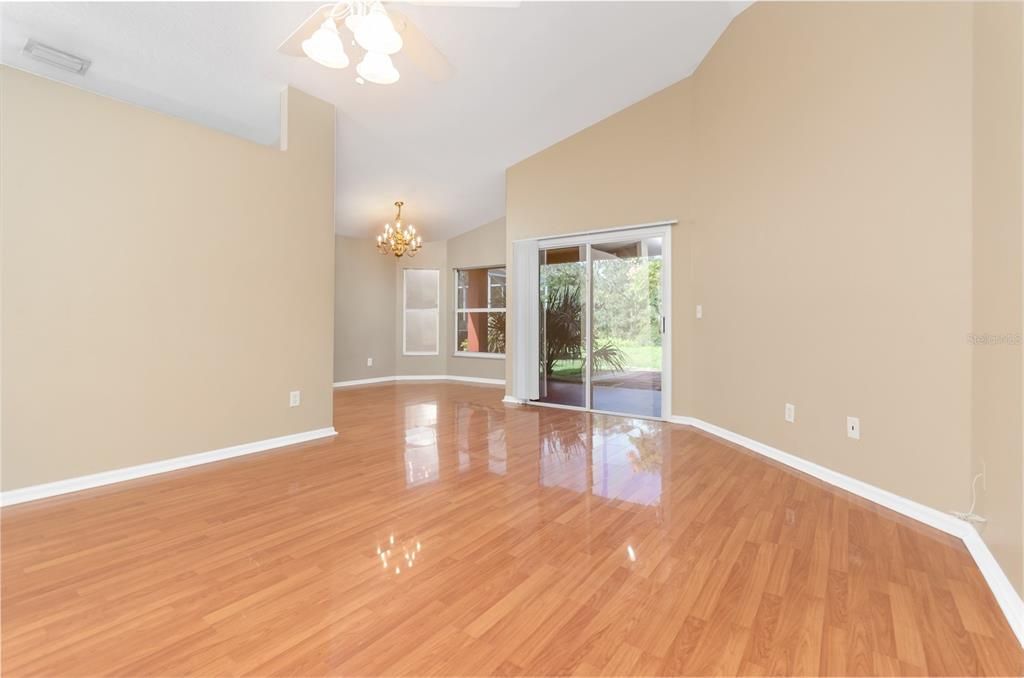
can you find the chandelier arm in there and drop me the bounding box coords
[377,200,421,258]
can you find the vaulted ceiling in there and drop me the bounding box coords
[2,2,748,239]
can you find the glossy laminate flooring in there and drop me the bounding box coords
[2,383,1022,676]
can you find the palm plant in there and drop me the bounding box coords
[543,283,626,378]
[487,313,506,354]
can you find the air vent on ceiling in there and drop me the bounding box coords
[23,40,91,75]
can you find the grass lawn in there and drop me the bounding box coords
[618,343,661,371]
[548,341,661,380]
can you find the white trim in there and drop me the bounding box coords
[443,375,504,385]
[669,414,1024,648]
[660,227,672,419]
[333,375,505,388]
[0,427,338,507]
[585,242,593,410]
[502,395,526,405]
[523,219,679,246]
[402,268,440,356]
[330,376,397,387]
[961,528,1024,647]
[453,265,507,358]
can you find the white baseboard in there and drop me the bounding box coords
[448,376,505,386]
[961,528,1024,648]
[0,427,337,507]
[333,375,505,388]
[330,376,396,387]
[502,395,526,405]
[670,414,1024,649]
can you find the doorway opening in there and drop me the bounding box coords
[536,226,670,419]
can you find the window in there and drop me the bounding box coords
[455,267,506,357]
[403,269,439,355]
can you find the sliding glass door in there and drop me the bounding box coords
[538,245,587,408]
[536,228,668,419]
[590,237,664,417]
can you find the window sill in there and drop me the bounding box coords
[452,352,505,360]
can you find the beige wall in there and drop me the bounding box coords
[334,217,506,383]
[1,67,336,490]
[508,2,1021,590]
[334,236,397,382]
[689,1,973,511]
[971,1,1024,592]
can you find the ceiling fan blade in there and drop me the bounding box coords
[388,8,455,82]
[395,1,520,6]
[277,4,336,57]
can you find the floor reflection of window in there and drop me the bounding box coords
[591,422,662,506]
[539,421,589,492]
[488,428,507,475]
[538,419,663,505]
[455,403,508,476]
[405,402,438,487]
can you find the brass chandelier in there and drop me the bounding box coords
[376,201,422,258]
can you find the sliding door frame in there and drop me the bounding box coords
[536,222,673,420]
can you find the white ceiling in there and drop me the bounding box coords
[1,1,747,239]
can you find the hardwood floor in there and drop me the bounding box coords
[2,382,1021,676]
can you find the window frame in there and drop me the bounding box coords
[453,266,506,359]
[402,268,440,356]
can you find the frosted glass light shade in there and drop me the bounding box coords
[302,19,349,69]
[357,51,400,85]
[353,6,403,55]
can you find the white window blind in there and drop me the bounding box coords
[403,269,440,355]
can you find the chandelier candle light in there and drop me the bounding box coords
[377,201,422,258]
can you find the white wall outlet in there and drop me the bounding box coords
[696,304,703,319]
[367,357,373,367]
[785,403,796,423]
[289,390,301,407]
[847,416,860,440]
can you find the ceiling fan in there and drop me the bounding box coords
[278,1,517,86]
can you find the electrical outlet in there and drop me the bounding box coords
[785,403,795,423]
[696,304,703,319]
[289,390,301,408]
[847,416,860,440]
[367,357,373,367]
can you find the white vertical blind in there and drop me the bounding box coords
[511,240,540,400]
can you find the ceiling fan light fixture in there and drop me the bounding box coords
[353,4,403,55]
[344,1,367,34]
[344,14,364,34]
[357,51,400,85]
[302,19,349,69]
